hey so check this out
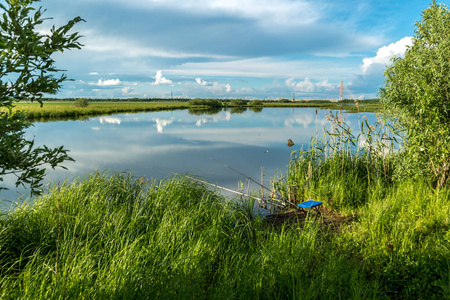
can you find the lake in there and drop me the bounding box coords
[1,107,377,207]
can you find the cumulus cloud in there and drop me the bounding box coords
[195,77,212,86]
[286,78,336,93]
[122,86,136,95]
[190,78,233,95]
[97,79,122,86]
[348,36,414,98]
[153,70,173,85]
[362,36,413,73]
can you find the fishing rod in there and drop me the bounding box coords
[206,155,300,209]
[150,166,287,209]
[206,155,273,193]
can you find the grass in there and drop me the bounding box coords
[4,102,191,121]
[0,169,449,298]
[2,99,383,121]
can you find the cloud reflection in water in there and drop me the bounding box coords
[1,108,377,204]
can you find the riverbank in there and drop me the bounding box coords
[5,99,382,121]
[0,170,448,299]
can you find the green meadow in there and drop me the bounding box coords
[3,99,381,121]
[4,101,191,120]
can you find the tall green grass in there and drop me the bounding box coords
[1,170,448,299]
[274,112,397,212]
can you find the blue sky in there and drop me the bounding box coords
[35,0,438,100]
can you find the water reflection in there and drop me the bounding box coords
[153,118,174,133]
[99,117,122,125]
[249,106,263,113]
[187,107,222,115]
[1,108,378,206]
[229,107,247,114]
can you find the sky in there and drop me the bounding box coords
[23,0,442,100]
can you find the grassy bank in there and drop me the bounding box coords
[5,102,191,120]
[4,99,382,121]
[1,169,448,299]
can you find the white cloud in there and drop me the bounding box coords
[362,36,413,73]
[286,77,314,92]
[89,72,99,75]
[285,78,336,93]
[122,86,136,95]
[152,70,173,85]
[226,83,232,93]
[97,79,122,86]
[195,77,212,86]
[347,36,414,99]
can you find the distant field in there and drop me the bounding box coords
[4,99,383,120]
[6,101,191,119]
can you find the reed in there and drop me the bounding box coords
[274,111,397,213]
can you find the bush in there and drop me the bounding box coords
[74,98,89,107]
[188,98,222,107]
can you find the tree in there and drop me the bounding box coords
[0,0,84,196]
[379,1,450,186]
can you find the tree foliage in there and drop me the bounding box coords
[229,99,247,107]
[380,1,450,186]
[188,98,222,107]
[0,0,84,195]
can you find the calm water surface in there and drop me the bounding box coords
[1,107,376,206]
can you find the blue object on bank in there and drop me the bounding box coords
[298,200,322,209]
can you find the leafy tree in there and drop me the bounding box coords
[229,99,247,107]
[380,1,450,186]
[248,100,263,106]
[0,0,84,195]
[188,98,222,107]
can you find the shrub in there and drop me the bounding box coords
[248,100,263,106]
[74,98,89,107]
[188,98,222,107]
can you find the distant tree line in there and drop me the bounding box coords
[38,97,380,104]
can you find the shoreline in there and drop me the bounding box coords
[5,99,383,121]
